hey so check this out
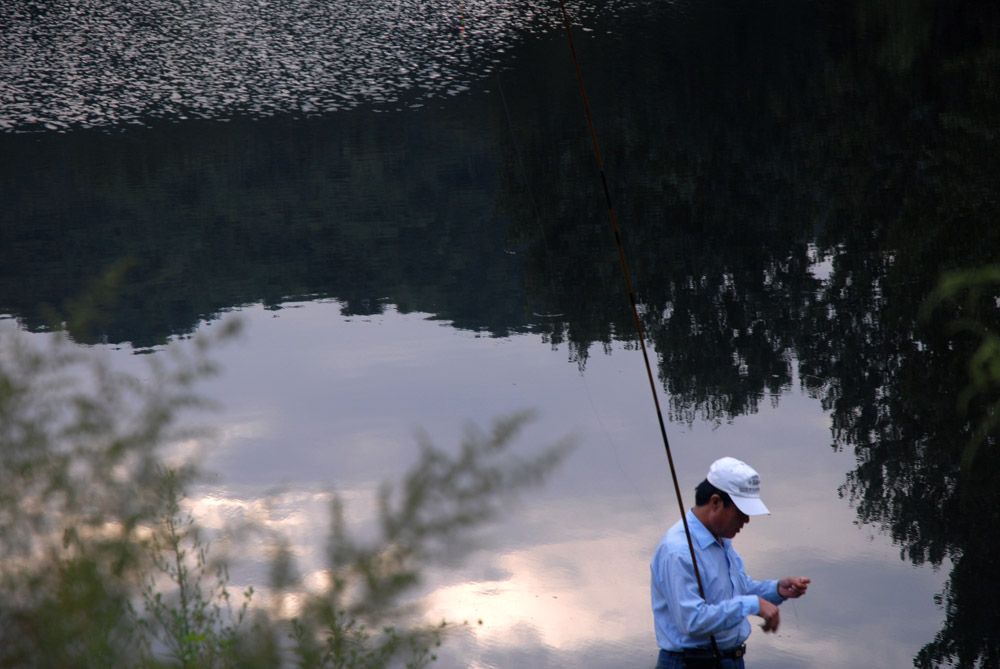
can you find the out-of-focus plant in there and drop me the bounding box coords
[0,316,238,666]
[921,266,1000,468]
[130,467,254,668]
[0,316,571,667]
[288,412,572,668]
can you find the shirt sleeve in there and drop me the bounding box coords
[730,549,782,605]
[745,577,782,604]
[660,548,756,638]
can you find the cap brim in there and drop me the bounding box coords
[732,495,770,516]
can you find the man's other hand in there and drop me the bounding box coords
[757,597,780,633]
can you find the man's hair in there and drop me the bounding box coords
[694,479,734,507]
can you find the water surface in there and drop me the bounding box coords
[2,0,999,666]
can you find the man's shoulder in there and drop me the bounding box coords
[651,522,698,576]
[659,518,694,551]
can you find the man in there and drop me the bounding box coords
[651,457,810,668]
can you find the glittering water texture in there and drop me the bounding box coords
[0,0,629,132]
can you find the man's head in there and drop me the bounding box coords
[705,457,770,516]
[692,457,770,540]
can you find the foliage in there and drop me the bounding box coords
[921,266,1000,469]
[287,413,571,668]
[906,266,1000,669]
[0,316,234,666]
[130,468,254,668]
[0,321,570,667]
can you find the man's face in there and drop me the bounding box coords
[714,497,750,539]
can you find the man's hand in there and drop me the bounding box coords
[777,576,811,599]
[757,597,780,633]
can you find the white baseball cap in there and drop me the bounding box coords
[706,457,770,516]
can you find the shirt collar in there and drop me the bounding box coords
[686,509,722,550]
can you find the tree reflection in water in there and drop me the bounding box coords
[499,2,1000,665]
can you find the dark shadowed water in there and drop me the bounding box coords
[2,0,999,666]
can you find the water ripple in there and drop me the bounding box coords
[0,0,629,132]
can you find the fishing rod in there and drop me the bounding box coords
[554,1,723,664]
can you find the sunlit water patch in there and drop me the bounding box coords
[0,0,635,132]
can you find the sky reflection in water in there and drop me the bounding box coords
[123,301,947,668]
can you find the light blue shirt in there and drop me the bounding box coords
[651,510,783,651]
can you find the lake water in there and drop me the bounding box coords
[2,0,999,667]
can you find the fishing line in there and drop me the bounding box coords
[498,70,657,525]
[496,72,548,255]
[580,367,660,524]
[555,0,719,657]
